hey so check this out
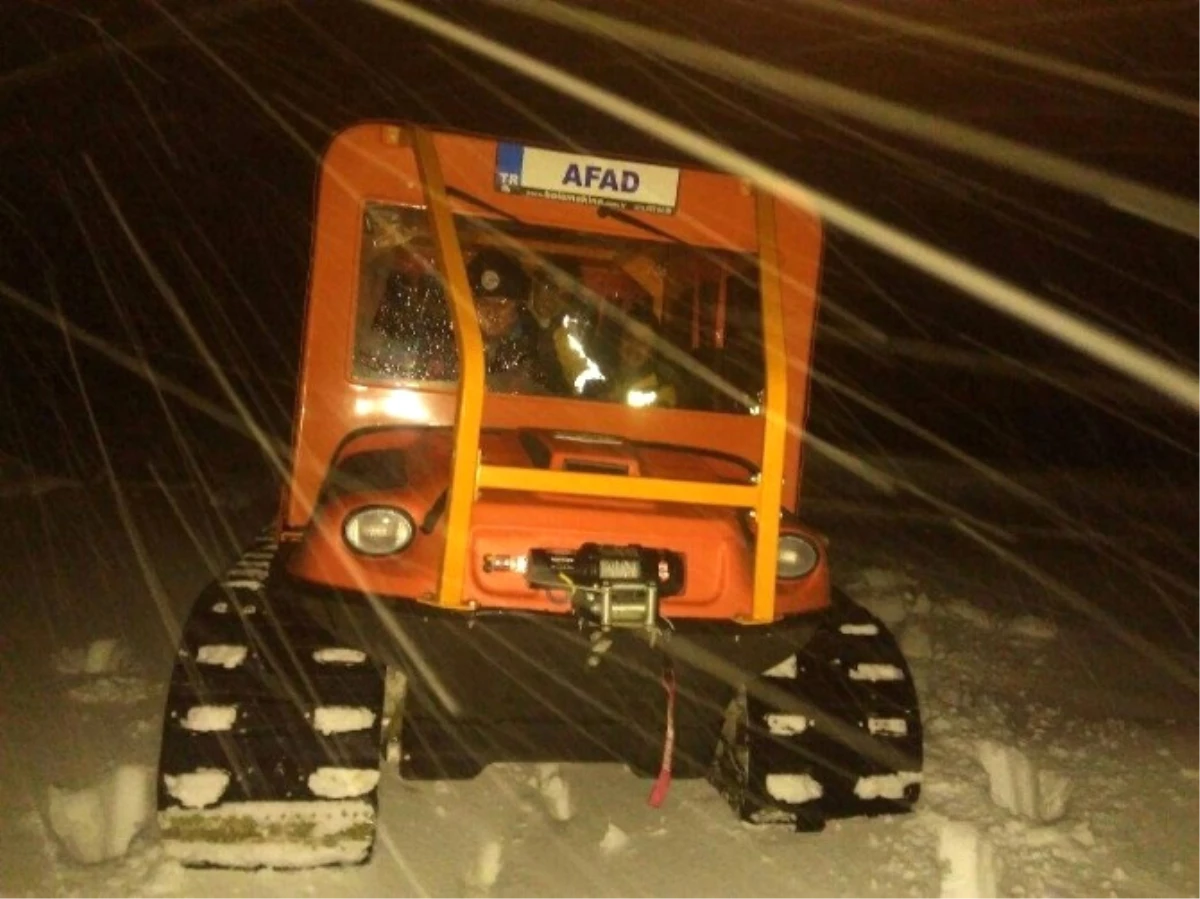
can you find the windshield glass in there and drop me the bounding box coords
[354,201,763,413]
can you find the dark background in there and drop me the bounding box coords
[0,0,1195,485]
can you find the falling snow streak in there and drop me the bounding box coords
[356,0,1198,409]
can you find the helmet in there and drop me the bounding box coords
[467,248,529,302]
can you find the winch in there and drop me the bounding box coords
[526,543,685,628]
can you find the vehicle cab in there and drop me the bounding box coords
[280,122,828,628]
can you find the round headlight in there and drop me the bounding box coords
[776,533,819,579]
[343,506,414,556]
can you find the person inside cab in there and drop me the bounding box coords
[462,246,546,392]
[355,222,546,391]
[528,258,609,398]
[601,301,678,409]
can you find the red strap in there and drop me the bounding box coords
[647,665,677,808]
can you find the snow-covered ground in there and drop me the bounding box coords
[0,459,1195,898]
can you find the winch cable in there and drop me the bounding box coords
[648,658,678,808]
[552,563,680,801]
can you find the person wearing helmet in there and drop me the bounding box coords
[357,237,547,391]
[600,301,678,408]
[463,246,545,392]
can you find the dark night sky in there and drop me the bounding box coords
[0,0,1195,479]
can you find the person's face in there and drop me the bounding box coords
[530,277,568,325]
[619,329,652,370]
[476,296,519,340]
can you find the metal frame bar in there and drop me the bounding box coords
[415,125,786,621]
[751,193,788,622]
[477,465,759,507]
[412,127,485,609]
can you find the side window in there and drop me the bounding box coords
[652,258,763,413]
[719,271,765,410]
[354,203,456,381]
[550,252,764,413]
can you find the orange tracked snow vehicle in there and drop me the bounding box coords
[156,122,922,867]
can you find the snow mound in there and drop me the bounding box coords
[142,858,185,895]
[938,599,995,629]
[841,569,941,632]
[844,567,915,626]
[535,763,573,822]
[976,740,1071,823]
[857,594,908,627]
[54,638,130,676]
[938,820,999,899]
[66,676,156,705]
[55,640,154,706]
[46,764,154,864]
[463,839,503,892]
[909,591,933,616]
[899,621,934,660]
[1005,615,1059,641]
[599,822,630,855]
[848,567,918,593]
[85,638,129,674]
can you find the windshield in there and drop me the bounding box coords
[354,201,763,413]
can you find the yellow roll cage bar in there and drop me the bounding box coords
[411,128,789,624]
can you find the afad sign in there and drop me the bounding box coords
[562,164,641,194]
[495,143,680,215]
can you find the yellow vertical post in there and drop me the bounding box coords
[411,127,486,608]
[751,193,788,622]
